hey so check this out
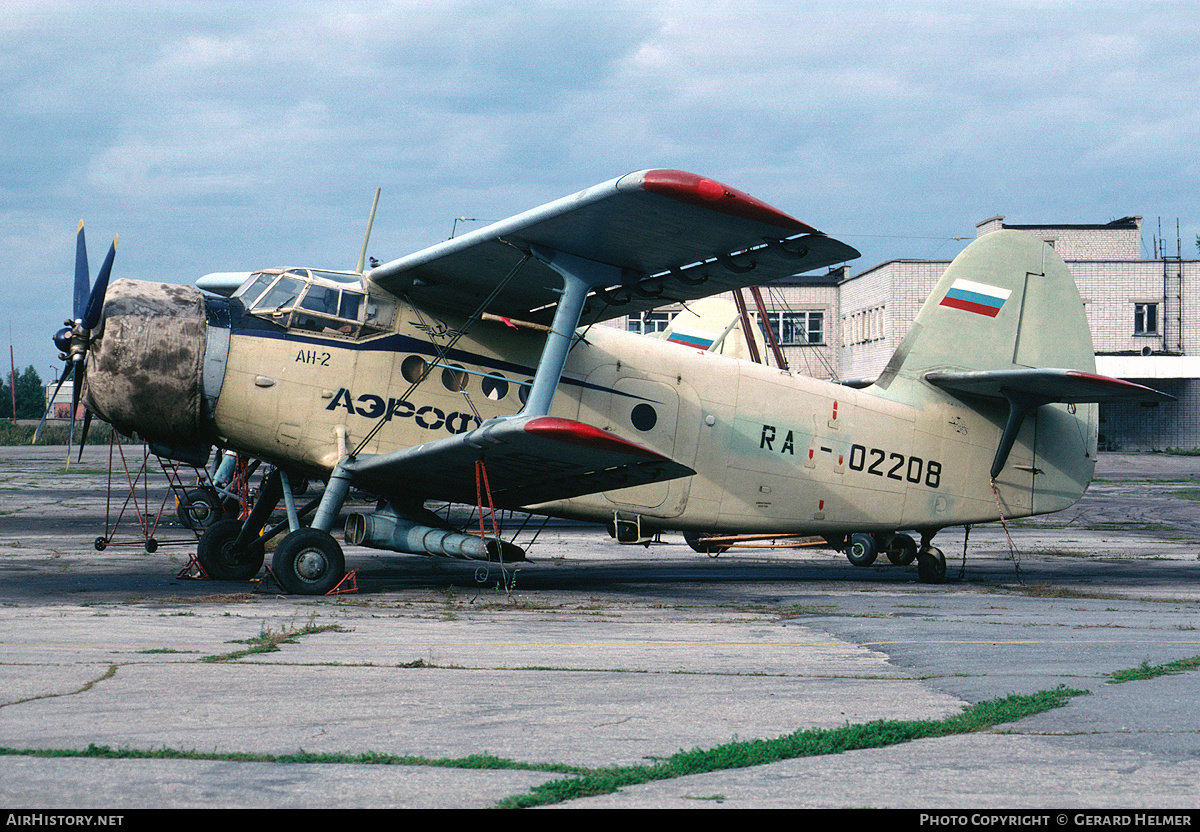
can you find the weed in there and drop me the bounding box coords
[0,685,1085,804]
[137,648,195,654]
[1107,655,1200,684]
[495,686,1087,808]
[200,617,347,662]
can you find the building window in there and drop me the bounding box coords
[626,311,675,335]
[839,305,887,346]
[757,311,824,345]
[1134,303,1158,335]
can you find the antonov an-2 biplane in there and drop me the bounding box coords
[51,169,1168,593]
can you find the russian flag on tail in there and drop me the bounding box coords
[939,278,1011,318]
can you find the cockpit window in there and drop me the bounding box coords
[234,272,279,308]
[254,275,305,315]
[292,284,365,336]
[239,268,393,339]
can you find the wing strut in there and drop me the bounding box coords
[521,245,627,417]
[318,245,640,536]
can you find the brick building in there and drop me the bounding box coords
[616,215,1200,449]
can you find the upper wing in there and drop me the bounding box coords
[367,169,859,325]
[342,415,694,508]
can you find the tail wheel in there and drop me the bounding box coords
[272,529,345,595]
[886,533,918,566]
[917,546,947,584]
[845,533,878,567]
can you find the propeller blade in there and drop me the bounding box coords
[66,407,76,467]
[81,235,117,330]
[66,356,85,465]
[74,222,90,321]
[77,409,93,462]
[32,363,72,444]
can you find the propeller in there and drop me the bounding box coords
[33,222,116,462]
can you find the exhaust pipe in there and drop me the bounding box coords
[344,509,525,561]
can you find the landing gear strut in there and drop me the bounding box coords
[195,466,338,593]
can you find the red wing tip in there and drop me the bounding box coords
[636,169,820,234]
[1068,370,1146,388]
[1067,370,1171,398]
[523,416,667,459]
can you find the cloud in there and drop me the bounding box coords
[4,0,1199,377]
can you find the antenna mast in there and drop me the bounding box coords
[356,188,382,275]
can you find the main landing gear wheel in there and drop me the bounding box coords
[917,546,947,584]
[272,528,345,596]
[886,533,918,566]
[845,533,878,567]
[197,518,264,581]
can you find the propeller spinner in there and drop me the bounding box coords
[33,222,116,458]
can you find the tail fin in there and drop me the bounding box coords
[656,297,766,362]
[876,230,1168,492]
[877,230,1094,386]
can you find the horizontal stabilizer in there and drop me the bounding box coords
[343,415,694,508]
[924,368,1174,403]
[835,376,877,389]
[926,368,1172,479]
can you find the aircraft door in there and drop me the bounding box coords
[578,367,693,515]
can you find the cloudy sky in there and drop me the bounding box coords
[3,0,1198,380]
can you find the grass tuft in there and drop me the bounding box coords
[1107,655,1200,684]
[494,686,1086,808]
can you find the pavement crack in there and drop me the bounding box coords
[0,663,119,709]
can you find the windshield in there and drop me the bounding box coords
[253,275,304,314]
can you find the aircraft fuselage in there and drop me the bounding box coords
[197,283,1094,540]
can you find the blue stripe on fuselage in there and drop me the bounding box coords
[228,325,656,402]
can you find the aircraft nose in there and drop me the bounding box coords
[83,278,214,457]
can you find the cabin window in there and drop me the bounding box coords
[401,355,427,383]
[441,364,469,392]
[239,268,393,339]
[235,272,279,307]
[481,374,509,401]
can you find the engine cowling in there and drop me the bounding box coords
[83,278,212,453]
